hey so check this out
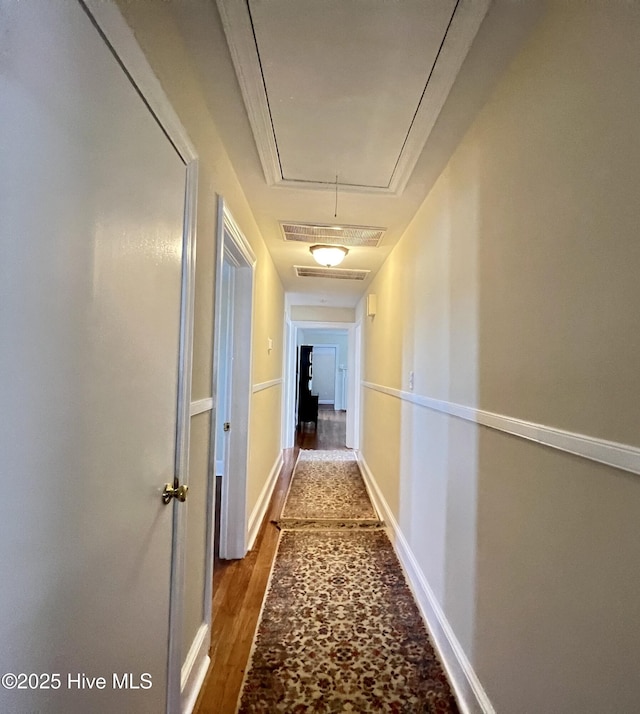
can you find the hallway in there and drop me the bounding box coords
[3,2,640,713]
[198,410,459,712]
[197,411,347,713]
[238,450,457,711]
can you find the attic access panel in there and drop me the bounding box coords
[218,0,489,193]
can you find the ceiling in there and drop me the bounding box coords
[217,0,489,193]
[164,0,542,308]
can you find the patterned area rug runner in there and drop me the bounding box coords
[279,449,379,525]
[238,529,460,713]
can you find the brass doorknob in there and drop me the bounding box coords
[162,482,189,505]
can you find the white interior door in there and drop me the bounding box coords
[311,346,337,405]
[0,2,190,711]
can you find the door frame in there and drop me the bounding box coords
[281,318,294,449]
[211,196,256,560]
[215,260,235,479]
[80,3,198,712]
[352,321,363,450]
[283,322,361,449]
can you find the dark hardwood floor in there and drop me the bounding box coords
[297,405,347,450]
[194,409,347,714]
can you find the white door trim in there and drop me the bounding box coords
[351,322,363,451]
[211,196,256,561]
[171,160,200,714]
[282,318,296,448]
[80,3,199,712]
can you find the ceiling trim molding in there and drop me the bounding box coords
[389,0,491,195]
[216,0,282,186]
[217,0,491,195]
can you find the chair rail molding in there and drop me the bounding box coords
[252,378,283,393]
[190,397,213,416]
[362,381,640,477]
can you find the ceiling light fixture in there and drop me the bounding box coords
[309,244,349,267]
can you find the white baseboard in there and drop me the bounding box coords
[247,451,283,551]
[181,622,210,714]
[356,452,495,714]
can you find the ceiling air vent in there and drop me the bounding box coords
[295,265,370,281]
[282,222,384,248]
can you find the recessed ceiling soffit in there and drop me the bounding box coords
[217,0,490,195]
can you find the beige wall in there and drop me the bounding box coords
[116,0,284,665]
[290,305,356,323]
[248,258,285,513]
[360,3,640,712]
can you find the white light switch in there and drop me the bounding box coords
[267,338,273,353]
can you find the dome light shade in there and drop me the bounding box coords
[309,244,349,267]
